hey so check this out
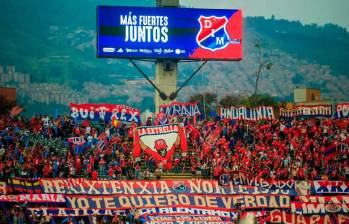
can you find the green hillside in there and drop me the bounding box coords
[246,16,349,75]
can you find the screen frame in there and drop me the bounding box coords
[96,5,243,61]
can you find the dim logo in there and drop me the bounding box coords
[196,16,229,51]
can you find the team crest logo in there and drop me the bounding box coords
[172,181,187,192]
[196,16,230,51]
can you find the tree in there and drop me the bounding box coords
[254,43,273,106]
[219,95,249,107]
[248,94,277,107]
[219,94,277,108]
[189,92,217,118]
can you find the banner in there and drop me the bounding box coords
[297,196,349,204]
[336,103,349,118]
[160,101,201,117]
[65,194,289,210]
[291,201,349,214]
[311,181,349,194]
[27,207,236,218]
[133,124,187,169]
[146,216,230,224]
[70,103,140,123]
[2,178,348,219]
[28,208,126,217]
[0,194,65,203]
[220,106,275,120]
[266,210,339,224]
[39,179,296,196]
[8,178,346,197]
[279,105,332,118]
[337,214,349,224]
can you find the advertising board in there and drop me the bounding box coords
[97,6,242,60]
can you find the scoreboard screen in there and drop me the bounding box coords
[97,6,242,60]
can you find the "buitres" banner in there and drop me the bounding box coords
[133,124,187,169]
[220,106,275,120]
[70,103,140,123]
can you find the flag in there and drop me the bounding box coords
[134,124,187,170]
[67,137,85,146]
[323,143,337,161]
[9,106,23,117]
[98,141,105,150]
[8,178,41,194]
[111,117,120,127]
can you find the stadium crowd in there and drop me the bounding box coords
[0,114,348,182]
[0,113,349,224]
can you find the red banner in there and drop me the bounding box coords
[291,201,349,214]
[297,195,349,204]
[265,210,339,224]
[70,103,140,122]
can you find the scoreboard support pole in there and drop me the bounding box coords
[155,0,179,113]
[155,60,178,113]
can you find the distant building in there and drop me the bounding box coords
[157,0,179,7]
[294,88,320,103]
[0,87,16,103]
[6,66,15,74]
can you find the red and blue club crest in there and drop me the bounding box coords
[196,16,230,51]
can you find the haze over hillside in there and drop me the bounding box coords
[0,0,348,115]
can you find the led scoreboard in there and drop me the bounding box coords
[97,6,242,60]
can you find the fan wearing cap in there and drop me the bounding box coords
[154,139,169,157]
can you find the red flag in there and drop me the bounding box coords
[10,106,23,116]
[323,143,337,161]
[67,137,85,146]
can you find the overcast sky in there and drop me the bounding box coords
[180,0,349,30]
